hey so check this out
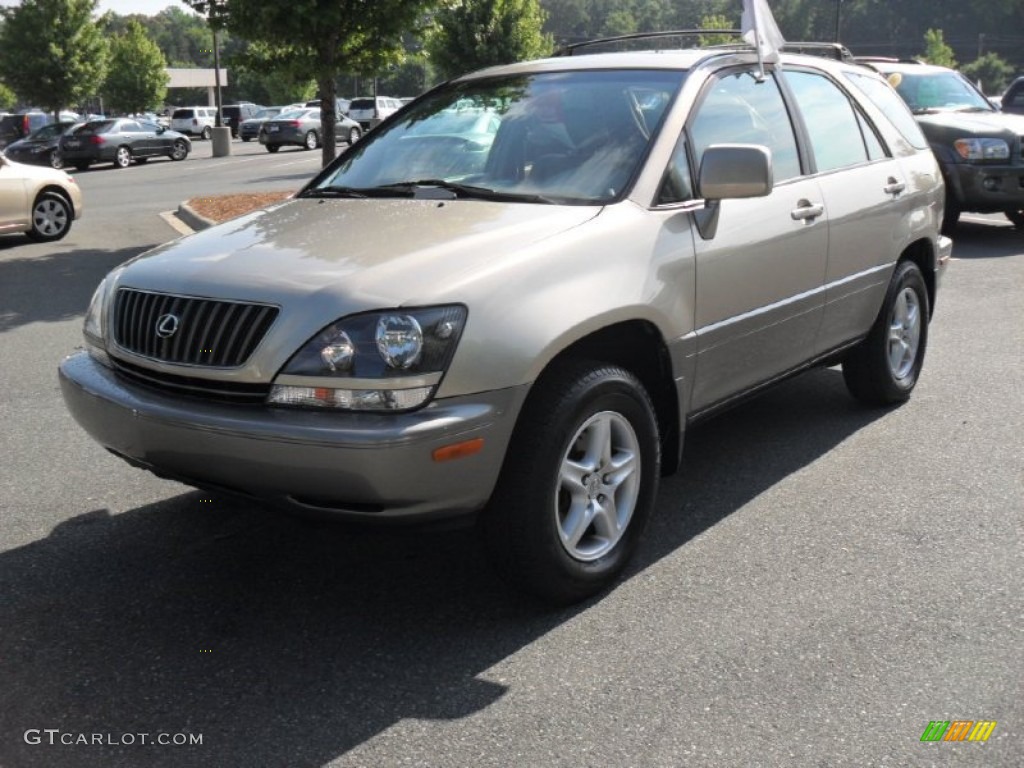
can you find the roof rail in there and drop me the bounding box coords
[555,29,743,57]
[555,31,854,62]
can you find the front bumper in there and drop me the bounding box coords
[59,351,526,521]
[948,161,1024,212]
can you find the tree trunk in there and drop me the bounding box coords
[318,41,339,167]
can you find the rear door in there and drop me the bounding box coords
[687,67,829,411]
[782,68,912,352]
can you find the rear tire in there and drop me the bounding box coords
[304,130,318,150]
[348,127,361,144]
[114,146,132,168]
[266,144,280,153]
[201,125,212,140]
[1006,210,1024,229]
[481,360,660,605]
[49,151,63,170]
[27,191,72,242]
[843,261,929,406]
[941,191,960,234]
[74,162,90,171]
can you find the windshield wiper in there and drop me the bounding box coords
[378,179,556,204]
[302,186,367,199]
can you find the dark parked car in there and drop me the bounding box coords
[863,59,1024,230]
[0,111,51,150]
[1001,76,1024,115]
[260,107,361,152]
[221,103,262,138]
[238,106,284,142]
[2,121,78,168]
[58,119,191,170]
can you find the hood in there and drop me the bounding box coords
[916,109,1024,136]
[114,197,600,313]
[1,157,71,180]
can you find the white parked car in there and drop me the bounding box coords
[346,96,403,129]
[169,106,217,139]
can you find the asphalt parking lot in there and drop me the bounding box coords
[0,146,1021,767]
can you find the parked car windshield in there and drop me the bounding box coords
[887,70,994,113]
[308,69,684,205]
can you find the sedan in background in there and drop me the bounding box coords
[0,154,82,242]
[58,119,191,170]
[2,121,78,169]
[260,108,362,152]
[239,106,285,142]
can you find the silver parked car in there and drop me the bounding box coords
[60,38,951,604]
[260,107,362,152]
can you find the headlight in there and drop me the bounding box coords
[269,305,467,411]
[954,138,1009,161]
[83,278,110,366]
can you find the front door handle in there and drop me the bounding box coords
[791,201,824,221]
[884,177,906,195]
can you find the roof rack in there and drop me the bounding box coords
[555,31,853,62]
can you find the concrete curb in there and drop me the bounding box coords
[175,201,215,232]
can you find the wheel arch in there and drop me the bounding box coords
[528,319,682,476]
[34,183,73,210]
[898,238,938,317]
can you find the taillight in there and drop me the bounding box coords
[22,115,29,134]
[88,135,105,145]
[287,120,301,128]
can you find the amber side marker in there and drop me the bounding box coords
[433,438,484,462]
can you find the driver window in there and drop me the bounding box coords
[689,70,801,183]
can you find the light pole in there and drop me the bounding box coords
[834,0,843,43]
[212,24,223,128]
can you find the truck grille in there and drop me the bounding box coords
[112,288,278,367]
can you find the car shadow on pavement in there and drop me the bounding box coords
[949,220,1022,258]
[0,368,888,768]
[0,245,140,333]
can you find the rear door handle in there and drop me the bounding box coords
[884,177,906,195]
[791,201,824,221]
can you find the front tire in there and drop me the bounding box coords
[201,126,212,140]
[114,146,132,168]
[49,151,63,170]
[1006,210,1024,229]
[266,144,280,153]
[74,162,90,171]
[481,360,660,605]
[27,191,72,242]
[170,139,188,161]
[843,261,929,406]
[348,126,361,144]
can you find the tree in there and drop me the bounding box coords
[189,0,436,166]
[104,21,170,114]
[920,28,957,68]
[0,81,15,111]
[428,0,552,81]
[698,13,737,46]
[0,0,109,121]
[961,52,1013,95]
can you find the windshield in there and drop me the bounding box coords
[886,70,993,113]
[254,108,280,119]
[29,123,68,140]
[307,69,684,205]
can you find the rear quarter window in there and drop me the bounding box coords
[844,71,929,150]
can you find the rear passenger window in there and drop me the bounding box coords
[785,70,879,172]
[844,71,929,150]
[688,69,801,183]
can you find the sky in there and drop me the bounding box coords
[0,1,192,16]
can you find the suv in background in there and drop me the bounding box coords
[170,106,216,140]
[0,111,50,150]
[221,103,262,138]
[1001,76,1024,115]
[60,36,951,604]
[305,98,351,116]
[346,96,402,129]
[862,59,1024,230]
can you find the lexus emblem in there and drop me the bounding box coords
[155,313,180,339]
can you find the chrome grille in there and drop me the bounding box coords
[113,288,278,367]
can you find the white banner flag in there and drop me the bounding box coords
[741,0,786,63]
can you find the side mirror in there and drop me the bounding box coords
[694,144,774,240]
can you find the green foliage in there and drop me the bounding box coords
[921,28,957,68]
[0,0,109,117]
[428,0,553,81]
[961,52,1014,95]
[698,13,736,46]
[104,21,170,114]
[0,80,16,110]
